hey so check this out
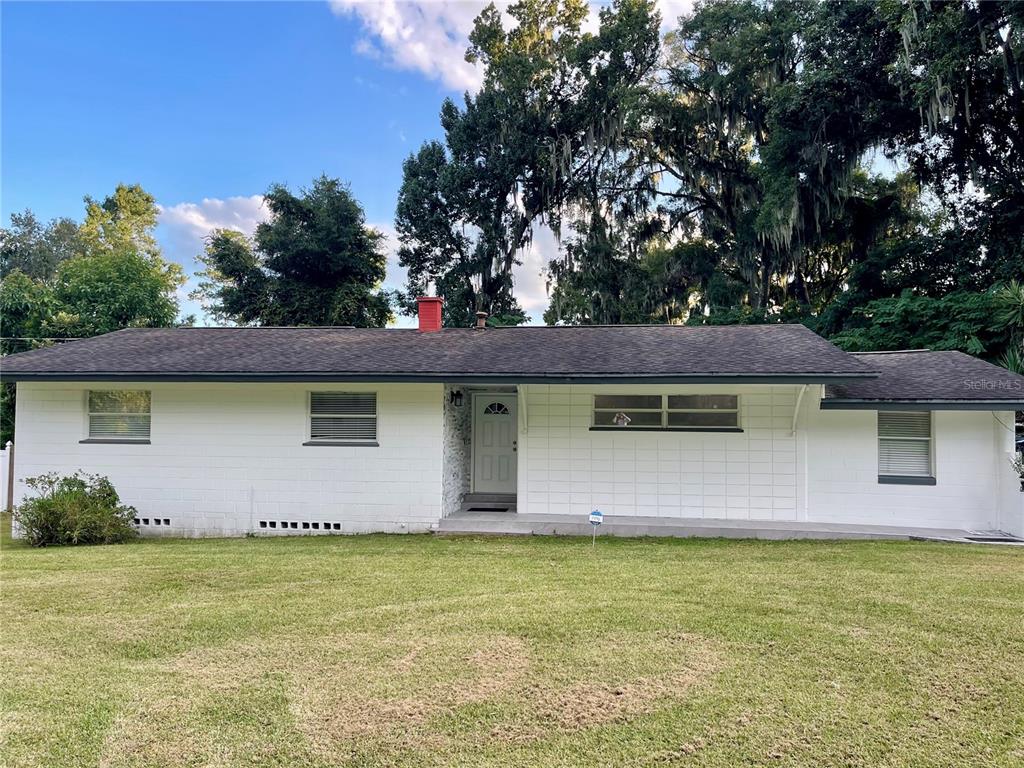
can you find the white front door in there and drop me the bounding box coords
[472,394,518,494]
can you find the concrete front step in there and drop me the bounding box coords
[461,493,516,502]
[436,512,975,542]
[459,493,517,514]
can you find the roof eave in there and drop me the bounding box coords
[820,398,1024,411]
[2,371,878,385]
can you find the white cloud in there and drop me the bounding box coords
[655,0,694,29]
[330,0,489,92]
[331,2,695,94]
[514,225,559,324]
[369,219,408,292]
[158,195,268,248]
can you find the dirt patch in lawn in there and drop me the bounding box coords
[537,670,704,729]
[108,629,716,763]
[289,630,720,759]
[291,633,533,750]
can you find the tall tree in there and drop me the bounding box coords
[79,183,162,259]
[0,210,83,280]
[0,184,186,445]
[0,270,53,356]
[538,0,1024,356]
[1,183,184,345]
[543,0,904,321]
[994,281,1024,373]
[195,176,391,327]
[396,0,660,326]
[45,250,183,338]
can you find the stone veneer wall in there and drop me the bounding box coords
[442,384,472,517]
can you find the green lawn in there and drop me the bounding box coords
[2,522,1023,768]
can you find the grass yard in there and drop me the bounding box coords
[2,522,1023,768]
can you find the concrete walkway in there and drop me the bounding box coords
[436,511,1021,543]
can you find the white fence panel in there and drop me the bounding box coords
[0,441,9,514]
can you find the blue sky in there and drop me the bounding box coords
[2,1,688,324]
[3,2,430,219]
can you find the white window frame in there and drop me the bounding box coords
[83,389,152,443]
[305,391,378,446]
[591,394,741,431]
[877,410,935,484]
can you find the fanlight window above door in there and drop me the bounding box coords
[483,402,510,415]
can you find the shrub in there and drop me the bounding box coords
[14,472,138,546]
[1012,454,1024,481]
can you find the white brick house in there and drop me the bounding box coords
[3,298,1023,539]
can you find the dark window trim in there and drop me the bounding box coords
[79,438,151,445]
[592,393,741,430]
[878,475,936,486]
[307,391,378,444]
[302,440,379,447]
[589,426,744,434]
[87,389,152,441]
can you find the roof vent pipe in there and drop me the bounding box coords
[416,297,443,333]
[475,311,488,330]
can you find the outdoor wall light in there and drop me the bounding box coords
[449,390,464,407]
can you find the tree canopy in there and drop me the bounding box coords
[395,0,660,327]
[195,176,392,327]
[0,184,185,355]
[0,183,186,444]
[0,211,83,281]
[397,0,1023,369]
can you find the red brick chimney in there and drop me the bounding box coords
[416,296,443,332]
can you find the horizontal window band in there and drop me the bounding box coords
[593,408,663,412]
[588,427,744,434]
[878,475,937,486]
[79,438,151,445]
[302,440,380,447]
[592,409,739,414]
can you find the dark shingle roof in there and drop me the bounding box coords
[822,350,1024,409]
[0,324,874,383]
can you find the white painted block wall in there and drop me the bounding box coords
[802,392,1007,530]
[518,384,1008,531]
[14,382,444,536]
[993,411,1024,537]
[12,380,1014,537]
[516,384,801,521]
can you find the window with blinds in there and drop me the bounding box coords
[87,390,151,440]
[308,392,377,443]
[878,411,933,480]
